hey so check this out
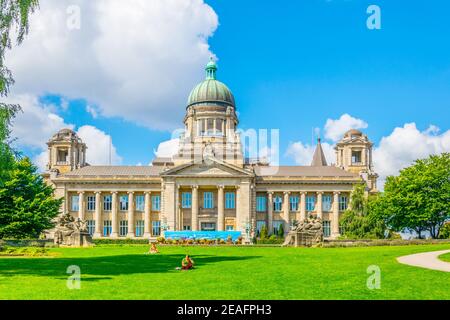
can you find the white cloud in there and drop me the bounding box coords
[77,125,122,165]
[6,0,218,130]
[373,123,450,187]
[7,94,73,149]
[154,138,180,159]
[7,94,122,171]
[324,113,368,142]
[286,141,336,166]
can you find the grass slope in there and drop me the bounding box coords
[1,244,450,300]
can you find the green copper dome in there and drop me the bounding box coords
[187,58,235,108]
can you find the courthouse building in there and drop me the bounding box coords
[44,60,378,239]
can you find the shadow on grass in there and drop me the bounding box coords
[0,254,260,281]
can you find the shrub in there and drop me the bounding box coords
[260,225,268,240]
[156,237,165,244]
[277,224,284,238]
[439,223,450,239]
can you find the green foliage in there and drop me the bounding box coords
[439,223,450,239]
[0,157,62,239]
[379,153,450,239]
[0,246,48,256]
[277,223,284,238]
[340,184,388,239]
[259,225,268,239]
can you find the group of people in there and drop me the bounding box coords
[146,242,194,270]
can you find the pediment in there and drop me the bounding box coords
[161,158,253,177]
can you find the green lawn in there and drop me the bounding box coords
[1,244,450,300]
[439,252,450,262]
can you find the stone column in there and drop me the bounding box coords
[217,185,225,231]
[316,192,323,219]
[332,192,340,238]
[175,186,180,231]
[143,192,151,238]
[300,192,306,221]
[191,185,199,231]
[78,191,85,220]
[111,191,119,238]
[283,191,290,233]
[127,192,135,237]
[267,192,273,235]
[94,191,102,238]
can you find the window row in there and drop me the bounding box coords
[255,194,348,212]
[100,220,161,237]
[70,194,161,212]
[181,191,236,210]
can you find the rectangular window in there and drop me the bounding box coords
[181,192,192,209]
[103,220,112,237]
[256,196,267,212]
[103,195,112,211]
[206,118,214,135]
[225,225,234,231]
[323,221,331,237]
[201,222,216,231]
[119,220,128,237]
[86,196,96,211]
[135,220,144,237]
[289,196,299,211]
[152,195,161,211]
[225,192,235,209]
[306,195,316,211]
[272,220,283,235]
[135,195,145,211]
[273,196,282,212]
[339,195,348,211]
[87,220,95,236]
[183,225,191,231]
[203,192,214,209]
[119,195,129,211]
[352,151,362,164]
[322,195,332,212]
[152,221,161,236]
[71,195,79,211]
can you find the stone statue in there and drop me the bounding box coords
[54,213,93,247]
[283,216,323,247]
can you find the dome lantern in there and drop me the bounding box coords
[205,57,217,80]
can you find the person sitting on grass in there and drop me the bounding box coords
[176,255,195,270]
[146,243,159,254]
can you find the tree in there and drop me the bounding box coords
[259,225,268,240]
[340,183,388,239]
[380,153,450,239]
[439,223,450,239]
[277,223,284,238]
[1,0,40,182]
[0,157,62,239]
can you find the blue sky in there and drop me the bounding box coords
[7,0,450,183]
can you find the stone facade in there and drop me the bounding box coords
[43,60,378,240]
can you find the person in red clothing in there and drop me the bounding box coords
[181,255,194,270]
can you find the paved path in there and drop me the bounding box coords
[397,249,450,272]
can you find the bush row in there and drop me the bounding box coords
[323,238,450,248]
[0,246,49,256]
[93,239,150,245]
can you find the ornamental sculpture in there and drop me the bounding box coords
[282,216,324,247]
[54,213,93,247]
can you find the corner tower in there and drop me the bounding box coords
[335,129,378,192]
[46,128,87,174]
[174,58,244,167]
